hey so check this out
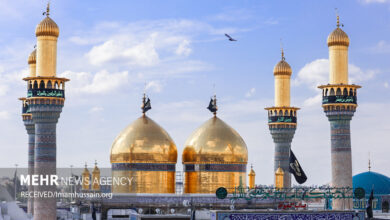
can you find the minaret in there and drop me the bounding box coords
[265,49,299,188]
[23,4,69,219]
[82,163,90,191]
[91,161,101,191]
[18,48,37,215]
[318,14,360,210]
[248,164,256,189]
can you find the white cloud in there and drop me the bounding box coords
[369,40,390,54]
[175,40,192,56]
[86,34,160,67]
[294,58,379,107]
[384,82,389,88]
[145,81,163,93]
[294,58,378,90]
[59,70,129,95]
[245,88,256,98]
[303,94,322,107]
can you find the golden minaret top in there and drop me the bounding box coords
[327,12,350,84]
[273,48,292,76]
[327,14,349,47]
[35,2,59,37]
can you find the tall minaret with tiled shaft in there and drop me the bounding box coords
[265,49,299,188]
[23,4,69,219]
[19,48,37,215]
[318,15,360,210]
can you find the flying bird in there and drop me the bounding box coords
[225,34,237,41]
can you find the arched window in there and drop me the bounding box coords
[325,89,328,96]
[349,88,353,96]
[55,82,59,89]
[336,88,342,95]
[279,110,283,116]
[343,88,348,96]
[39,80,45,89]
[284,110,288,116]
[33,81,38,89]
[47,81,52,89]
[330,88,335,96]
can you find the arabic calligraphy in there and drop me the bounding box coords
[231,187,354,201]
[27,89,65,98]
[268,116,296,123]
[278,202,307,210]
[322,95,356,104]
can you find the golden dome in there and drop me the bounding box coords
[276,166,284,175]
[327,27,349,47]
[92,163,100,174]
[182,116,248,164]
[35,16,59,37]
[110,115,177,164]
[28,49,36,64]
[327,16,349,47]
[273,57,292,76]
[249,167,255,176]
[82,166,89,174]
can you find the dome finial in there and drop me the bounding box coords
[368,152,371,171]
[44,1,50,17]
[94,160,98,167]
[207,94,218,116]
[280,38,285,61]
[335,8,340,28]
[141,93,152,115]
[85,162,87,168]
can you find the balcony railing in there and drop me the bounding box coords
[322,95,356,105]
[27,89,65,98]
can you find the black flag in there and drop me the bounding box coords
[142,98,151,113]
[366,188,374,219]
[207,98,217,113]
[289,150,307,184]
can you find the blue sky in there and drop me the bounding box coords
[0,0,389,186]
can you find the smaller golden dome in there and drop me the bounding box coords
[327,16,349,47]
[276,166,284,175]
[35,16,59,37]
[92,162,100,174]
[327,28,349,47]
[273,50,292,76]
[249,167,255,176]
[28,49,36,64]
[82,164,90,176]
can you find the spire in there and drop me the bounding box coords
[141,93,152,115]
[335,8,340,28]
[46,2,50,17]
[43,1,50,17]
[280,39,285,61]
[94,160,97,167]
[85,162,87,169]
[368,152,371,171]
